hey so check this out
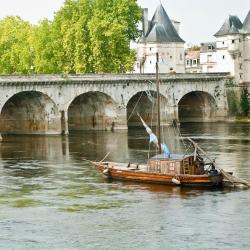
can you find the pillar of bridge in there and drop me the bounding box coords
[61,110,69,135]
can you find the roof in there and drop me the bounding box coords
[214,15,243,37]
[200,42,216,52]
[185,49,200,60]
[140,4,184,43]
[151,154,189,160]
[242,10,250,33]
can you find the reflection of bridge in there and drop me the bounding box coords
[0,73,232,134]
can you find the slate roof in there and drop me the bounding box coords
[214,15,243,37]
[242,10,250,33]
[140,4,184,43]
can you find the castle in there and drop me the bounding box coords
[200,11,250,84]
[135,4,250,85]
[134,4,185,74]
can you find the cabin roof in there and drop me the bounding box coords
[151,154,189,160]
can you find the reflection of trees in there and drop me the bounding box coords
[68,131,129,163]
[1,135,64,178]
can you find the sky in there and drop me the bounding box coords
[0,0,249,45]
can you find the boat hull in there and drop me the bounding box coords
[92,162,223,187]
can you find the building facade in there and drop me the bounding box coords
[185,48,201,73]
[200,11,250,84]
[134,4,185,74]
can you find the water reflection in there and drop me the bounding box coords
[0,123,249,250]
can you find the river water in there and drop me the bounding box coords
[0,123,249,250]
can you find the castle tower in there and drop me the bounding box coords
[214,15,243,81]
[134,4,185,74]
[242,10,250,84]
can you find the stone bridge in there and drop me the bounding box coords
[0,73,232,135]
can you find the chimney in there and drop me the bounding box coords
[143,8,149,36]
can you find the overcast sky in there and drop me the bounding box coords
[0,0,249,45]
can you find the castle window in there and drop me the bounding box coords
[222,41,225,45]
[150,60,152,64]
[240,64,242,69]
[222,55,225,59]
[193,60,197,65]
[186,60,190,65]
[150,47,152,51]
[232,40,235,44]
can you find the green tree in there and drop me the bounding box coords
[0,0,142,74]
[52,0,94,73]
[31,19,63,73]
[88,0,142,73]
[0,16,33,74]
[240,88,250,117]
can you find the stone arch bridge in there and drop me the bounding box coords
[0,73,232,135]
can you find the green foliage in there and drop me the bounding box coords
[226,89,239,116]
[0,0,142,74]
[0,16,34,74]
[88,0,141,73]
[240,88,250,117]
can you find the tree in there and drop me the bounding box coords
[240,88,250,117]
[0,16,34,74]
[0,0,142,74]
[88,0,142,73]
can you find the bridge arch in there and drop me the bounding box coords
[0,91,61,134]
[127,90,169,127]
[178,91,217,122]
[67,91,127,131]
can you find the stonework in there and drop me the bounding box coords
[0,74,231,135]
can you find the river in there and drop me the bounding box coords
[0,123,249,250]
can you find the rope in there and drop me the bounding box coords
[127,91,144,122]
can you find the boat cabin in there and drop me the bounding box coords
[148,154,204,175]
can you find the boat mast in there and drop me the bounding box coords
[156,52,161,154]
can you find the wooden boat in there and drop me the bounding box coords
[89,53,249,188]
[91,154,223,187]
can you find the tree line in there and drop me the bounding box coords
[0,0,142,74]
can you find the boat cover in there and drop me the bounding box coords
[151,154,190,160]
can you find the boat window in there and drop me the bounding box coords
[169,162,175,171]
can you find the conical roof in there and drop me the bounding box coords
[214,15,243,37]
[242,10,250,33]
[139,4,184,43]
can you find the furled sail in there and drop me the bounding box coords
[137,113,171,157]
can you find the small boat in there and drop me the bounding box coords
[90,53,249,188]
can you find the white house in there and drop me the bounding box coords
[200,10,250,84]
[134,4,185,74]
